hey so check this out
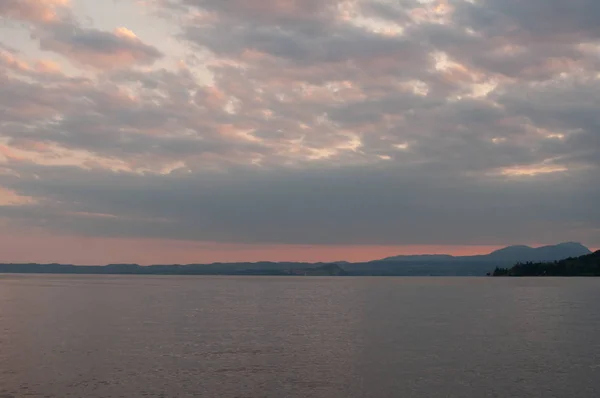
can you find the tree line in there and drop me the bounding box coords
[493,250,600,276]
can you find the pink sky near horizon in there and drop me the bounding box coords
[2,231,593,265]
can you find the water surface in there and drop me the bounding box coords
[1,275,599,397]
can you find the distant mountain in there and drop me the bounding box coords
[0,262,347,276]
[376,242,591,264]
[290,263,347,276]
[378,254,455,262]
[494,250,600,276]
[0,242,591,277]
[485,242,591,263]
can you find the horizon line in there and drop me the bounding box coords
[1,242,594,267]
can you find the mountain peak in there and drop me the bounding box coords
[375,242,591,263]
[487,242,590,262]
[553,242,589,248]
[377,254,455,262]
[489,245,532,255]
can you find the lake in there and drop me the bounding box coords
[1,275,599,397]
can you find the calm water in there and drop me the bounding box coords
[1,276,599,397]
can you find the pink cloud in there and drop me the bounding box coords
[35,59,62,74]
[0,187,36,206]
[0,50,32,72]
[0,0,69,23]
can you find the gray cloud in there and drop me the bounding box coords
[186,23,423,66]
[455,0,600,40]
[37,23,163,68]
[1,163,598,246]
[0,0,599,250]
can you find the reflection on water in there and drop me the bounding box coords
[1,275,599,397]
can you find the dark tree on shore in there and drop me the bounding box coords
[493,251,600,276]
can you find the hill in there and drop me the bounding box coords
[493,250,600,276]
[0,262,348,276]
[484,242,591,263]
[378,242,591,263]
[0,242,592,277]
[290,264,347,276]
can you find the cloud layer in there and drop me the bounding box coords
[1,0,599,261]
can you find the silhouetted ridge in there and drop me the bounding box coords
[0,242,591,276]
[377,242,591,264]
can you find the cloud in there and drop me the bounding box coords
[1,1,162,69]
[178,0,339,25]
[455,0,600,40]
[0,186,36,206]
[1,162,598,247]
[37,24,163,69]
[0,0,599,256]
[448,0,600,81]
[0,0,69,23]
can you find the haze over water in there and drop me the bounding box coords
[1,275,599,397]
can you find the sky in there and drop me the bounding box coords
[0,0,598,264]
